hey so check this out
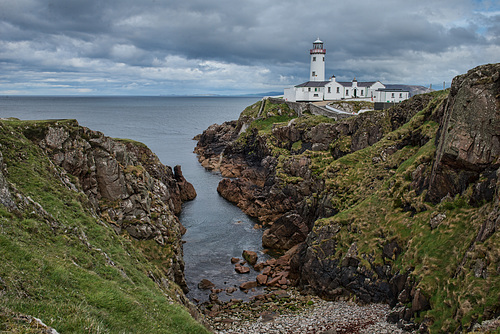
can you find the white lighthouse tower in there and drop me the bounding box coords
[309,38,326,81]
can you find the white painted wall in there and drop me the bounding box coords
[375,90,410,102]
[284,87,297,102]
[310,52,325,81]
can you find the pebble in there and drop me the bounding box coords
[211,297,410,334]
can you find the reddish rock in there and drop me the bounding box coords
[235,264,250,274]
[174,165,197,201]
[242,250,258,265]
[240,281,258,290]
[278,276,289,285]
[253,262,265,271]
[230,257,240,264]
[198,279,215,290]
[261,266,271,275]
[427,63,500,203]
[265,258,277,267]
[256,274,268,285]
[267,276,282,287]
[226,287,237,294]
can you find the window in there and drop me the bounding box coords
[346,89,349,95]
[391,93,395,98]
[315,88,318,92]
[312,71,316,77]
[323,57,325,61]
[308,87,311,92]
[399,93,403,98]
[328,87,331,93]
[313,57,316,61]
[361,90,364,96]
[314,94,319,97]
[336,87,340,93]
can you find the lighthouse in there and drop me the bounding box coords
[310,38,326,81]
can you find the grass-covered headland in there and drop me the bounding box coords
[0,119,208,333]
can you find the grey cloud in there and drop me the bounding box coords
[0,0,498,94]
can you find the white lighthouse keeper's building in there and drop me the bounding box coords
[284,39,409,103]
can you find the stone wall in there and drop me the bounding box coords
[266,97,353,121]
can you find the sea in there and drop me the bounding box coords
[0,95,269,303]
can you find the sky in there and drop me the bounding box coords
[0,0,499,96]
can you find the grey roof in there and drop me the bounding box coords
[338,81,378,87]
[377,88,409,92]
[383,84,410,91]
[295,81,330,88]
[358,81,377,87]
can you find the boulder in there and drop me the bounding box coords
[242,250,258,265]
[198,279,215,290]
[239,281,258,290]
[256,274,268,285]
[235,264,250,274]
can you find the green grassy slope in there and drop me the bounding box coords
[0,119,209,333]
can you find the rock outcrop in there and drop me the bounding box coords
[427,63,500,204]
[23,120,196,291]
[195,63,500,333]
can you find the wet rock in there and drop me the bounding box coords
[253,262,265,271]
[256,274,268,285]
[231,257,240,264]
[174,165,197,201]
[242,250,258,265]
[235,264,250,274]
[209,292,220,304]
[225,287,237,294]
[198,279,215,290]
[240,281,258,290]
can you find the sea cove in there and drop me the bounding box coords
[0,96,266,302]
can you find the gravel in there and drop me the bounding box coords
[210,295,410,334]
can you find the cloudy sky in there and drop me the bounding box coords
[0,0,499,95]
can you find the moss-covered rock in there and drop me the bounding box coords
[0,119,208,333]
[195,63,500,333]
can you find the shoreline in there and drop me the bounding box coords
[203,288,409,334]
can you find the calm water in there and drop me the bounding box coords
[0,96,268,302]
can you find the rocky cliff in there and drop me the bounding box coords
[195,63,500,333]
[0,119,207,333]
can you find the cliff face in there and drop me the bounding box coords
[195,63,500,333]
[26,121,196,291]
[427,63,500,204]
[0,119,206,333]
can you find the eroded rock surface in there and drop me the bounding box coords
[26,121,196,291]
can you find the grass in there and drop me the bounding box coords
[242,91,499,333]
[0,119,209,333]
